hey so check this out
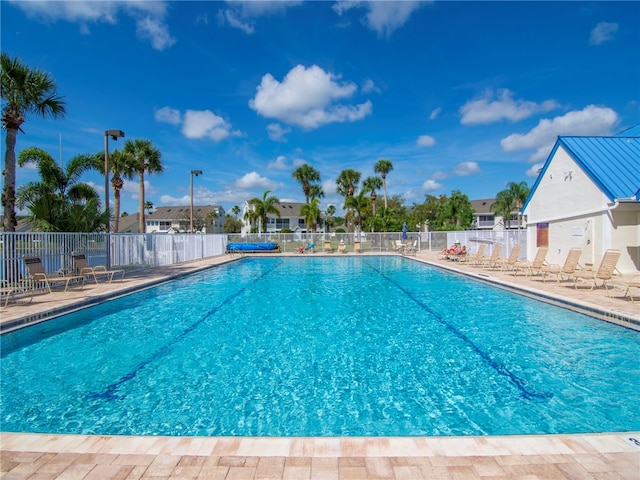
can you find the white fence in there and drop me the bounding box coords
[0,230,526,282]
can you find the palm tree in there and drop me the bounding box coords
[82,148,137,233]
[1,53,66,231]
[231,205,241,218]
[374,158,393,210]
[144,201,154,215]
[248,190,280,236]
[292,163,321,204]
[16,147,105,231]
[491,190,515,229]
[300,197,321,233]
[325,204,336,232]
[123,139,163,233]
[507,181,530,229]
[308,184,325,201]
[336,169,361,231]
[362,175,383,217]
[344,190,370,232]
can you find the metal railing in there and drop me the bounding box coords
[1,230,527,282]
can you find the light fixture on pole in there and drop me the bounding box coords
[104,130,125,232]
[190,170,203,233]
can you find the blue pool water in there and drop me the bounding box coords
[1,256,639,437]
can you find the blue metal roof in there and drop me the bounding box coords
[523,133,640,211]
[616,124,640,137]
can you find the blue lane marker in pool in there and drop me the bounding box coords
[87,259,284,401]
[365,261,553,401]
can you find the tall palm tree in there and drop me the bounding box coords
[248,190,280,236]
[1,53,66,231]
[374,158,393,210]
[308,184,325,201]
[336,169,361,232]
[336,169,361,198]
[325,204,336,232]
[362,175,383,217]
[507,181,530,229]
[16,147,105,231]
[123,139,163,233]
[144,201,154,215]
[292,163,321,204]
[82,148,137,233]
[491,190,515,229]
[300,197,321,233]
[344,190,370,232]
[231,205,241,218]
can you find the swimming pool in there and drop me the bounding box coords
[1,256,639,436]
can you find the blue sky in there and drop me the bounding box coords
[2,1,639,217]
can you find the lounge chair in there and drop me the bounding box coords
[394,240,406,253]
[23,256,85,293]
[338,242,347,254]
[570,249,620,291]
[614,277,640,302]
[1,280,34,308]
[475,244,501,269]
[323,240,334,253]
[72,252,125,284]
[403,240,418,256]
[512,247,548,276]
[539,248,582,283]
[461,244,486,265]
[486,245,520,271]
[354,241,362,253]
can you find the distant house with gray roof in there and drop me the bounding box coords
[145,205,226,234]
[522,126,640,273]
[241,201,324,235]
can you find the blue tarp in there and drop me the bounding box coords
[226,242,279,252]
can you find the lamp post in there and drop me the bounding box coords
[104,130,125,232]
[190,170,203,233]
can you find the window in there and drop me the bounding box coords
[159,221,172,231]
[478,215,494,228]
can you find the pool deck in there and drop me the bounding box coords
[2,251,639,479]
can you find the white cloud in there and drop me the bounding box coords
[500,105,620,162]
[333,1,424,37]
[181,109,241,142]
[218,1,303,33]
[361,78,381,94]
[249,64,372,129]
[155,106,241,141]
[234,171,280,190]
[322,179,338,195]
[8,0,175,50]
[267,155,289,170]
[135,15,176,51]
[218,9,254,34]
[154,107,181,125]
[416,135,436,147]
[429,107,441,120]
[460,89,559,125]
[267,123,291,142]
[526,163,544,178]
[590,22,618,45]
[452,162,480,176]
[422,179,443,192]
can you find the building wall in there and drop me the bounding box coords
[524,145,639,273]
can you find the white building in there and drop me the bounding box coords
[522,126,639,274]
[145,205,226,234]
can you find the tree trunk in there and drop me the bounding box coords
[138,170,145,233]
[2,128,18,232]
